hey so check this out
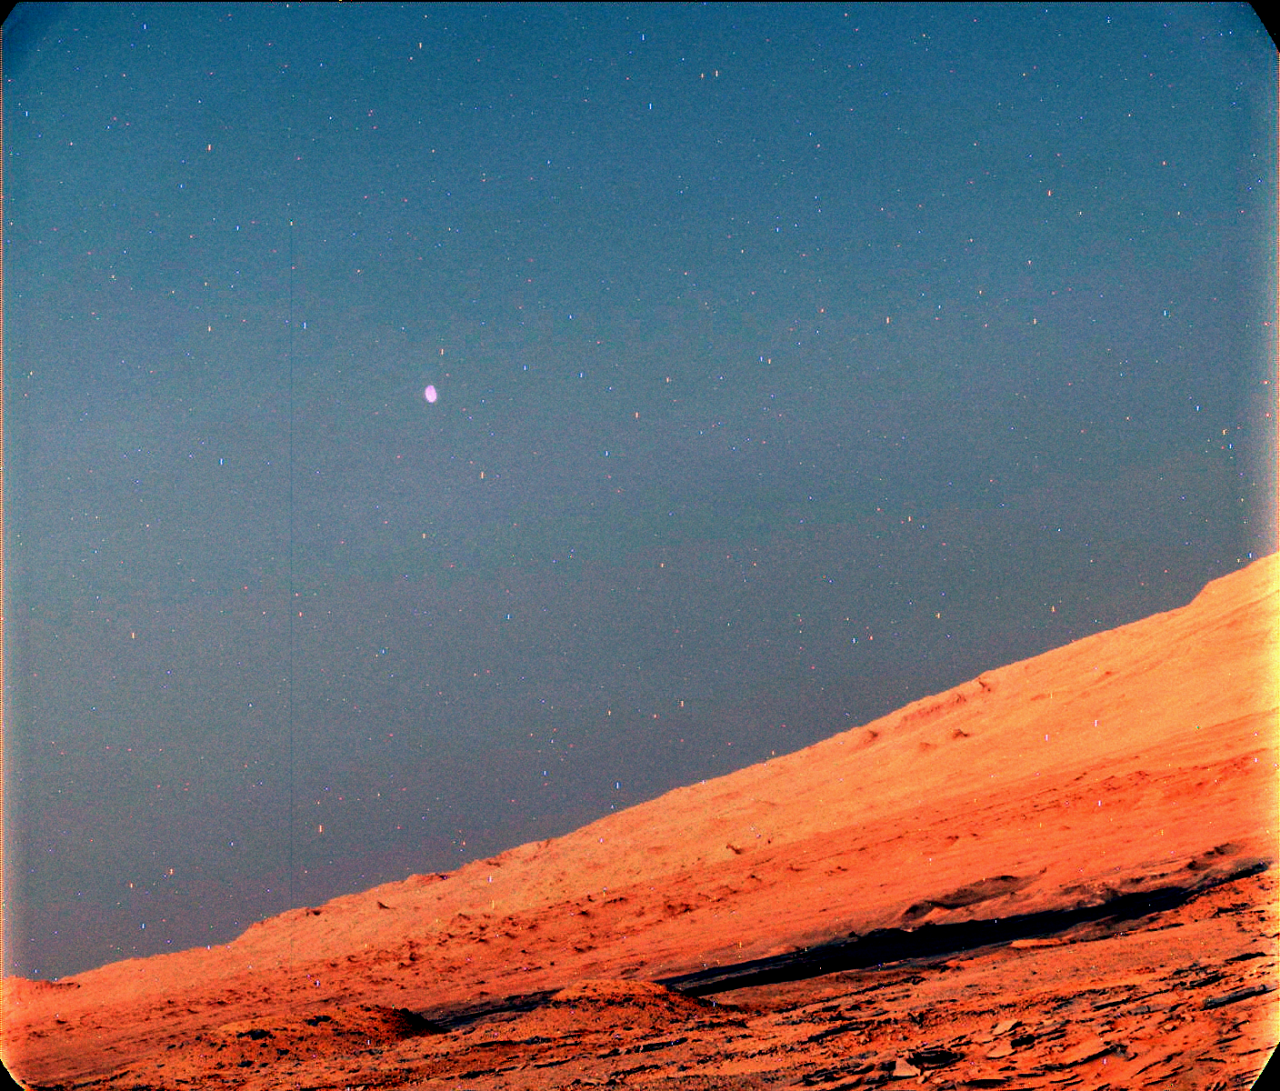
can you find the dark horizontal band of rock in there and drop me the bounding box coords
[657,860,1269,997]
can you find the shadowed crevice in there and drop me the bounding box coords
[417,989,560,1032]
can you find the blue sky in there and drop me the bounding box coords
[3,2,1275,979]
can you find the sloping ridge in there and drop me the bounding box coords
[3,554,1277,1087]
[233,551,1277,968]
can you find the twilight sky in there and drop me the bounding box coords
[3,3,1275,980]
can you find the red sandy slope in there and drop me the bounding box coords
[3,554,1277,1089]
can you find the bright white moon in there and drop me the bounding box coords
[424,384,438,403]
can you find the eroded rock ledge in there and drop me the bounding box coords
[657,859,1269,996]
